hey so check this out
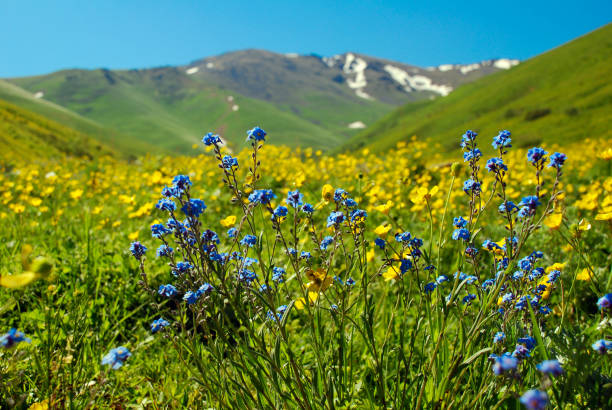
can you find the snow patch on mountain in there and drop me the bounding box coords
[285,53,298,58]
[493,58,519,69]
[348,121,366,129]
[460,63,480,74]
[186,67,199,75]
[33,91,44,99]
[384,65,453,97]
[438,64,454,72]
[343,53,371,99]
[206,62,215,69]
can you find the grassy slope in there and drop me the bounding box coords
[0,97,115,163]
[0,80,156,157]
[8,68,354,153]
[345,24,612,153]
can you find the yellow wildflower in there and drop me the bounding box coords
[220,215,237,227]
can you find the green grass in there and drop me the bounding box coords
[344,23,612,153]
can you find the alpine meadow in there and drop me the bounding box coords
[0,5,611,409]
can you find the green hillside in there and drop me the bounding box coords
[0,80,156,157]
[0,97,115,163]
[8,67,383,153]
[344,23,612,153]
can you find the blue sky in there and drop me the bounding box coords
[1,0,610,77]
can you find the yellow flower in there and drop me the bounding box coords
[576,268,593,281]
[375,200,394,215]
[366,248,375,263]
[410,186,438,205]
[322,184,334,202]
[128,231,139,241]
[382,264,401,281]
[305,268,333,292]
[374,223,391,237]
[546,262,566,273]
[91,205,104,215]
[295,292,319,310]
[595,211,612,221]
[29,400,49,410]
[220,215,237,227]
[543,213,563,229]
[70,189,84,200]
[11,203,26,214]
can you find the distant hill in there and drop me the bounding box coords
[0,97,114,163]
[343,24,612,153]
[5,51,515,154]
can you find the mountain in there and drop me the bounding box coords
[0,96,115,163]
[343,24,612,153]
[5,51,516,154]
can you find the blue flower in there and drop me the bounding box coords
[268,305,288,321]
[327,211,345,227]
[460,130,477,148]
[346,278,356,286]
[181,198,206,217]
[151,223,170,238]
[248,189,276,205]
[151,318,170,333]
[201,229,220,244]
[302,203,314,214]
[350,209,367,223]
[493,332,506,344]
[247,126,267,141]
[492,130,512,149]
[272,267,286,283]
[158,284,177,297]
[156,244,173,258]
[240,235,257,247]
[536,360,563,376]
[243,257,258,267]
[424,282,437,293]
[462,294,476,304]
[597,293,612,310]
[300,251,312,259]
[273,205,288,219]
[463,148,482,162]
[498,201,518,213]
[519,196,541,210]
[227,227,237,238]
[400,258,413,273]
[395,231,411,243]
[221,155,238,169]
[259,284,270,292]
[101,346,131,369]
[527,147,548,166]
[344,198,358,208]
[548,152,566,169]
[520,389,548,410]
[172,175,192,192]
[286,190,304,208]
[463,179,481,195]
[287,247,297,256]
[1,328,31,348]
[452,228,470,241]
[512,343,531,359]
[202,132,221,146]
[320,236,334,250]
[482,279,495,291]
[486,157,507,173]
[492,353,518,375]
[592,339,612,354]
[183,291,200,305]
[453,216,468,228]
[517,336,536,351]
[374,238,386,250]
[333,188,348,202]
[173,261,193,276]
[436,275,449,285]
[129,242,147,260]
[238,269,257,284]
[156,198,176,212]
[198,283,214,295]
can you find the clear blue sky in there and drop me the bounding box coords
[1,0,610,77]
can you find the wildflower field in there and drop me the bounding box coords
[1,128,611,409]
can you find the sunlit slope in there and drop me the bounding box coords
[0,98,114,163]
[8,68,351,153]
[345,23,612,153]
[0,80,156,157]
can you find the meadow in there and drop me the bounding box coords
[1,128,611,409]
